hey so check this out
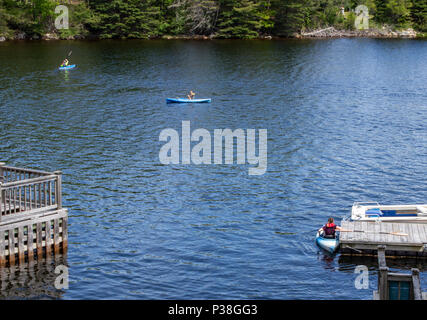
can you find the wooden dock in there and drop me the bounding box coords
[0,163,68,266]
[340,220,427,258]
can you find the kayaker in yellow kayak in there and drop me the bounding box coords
[60,59,69,67]
[318,217,343,239]
[187,90,195,100]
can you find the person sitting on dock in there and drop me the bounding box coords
[187,90,195,100]
[60,59,69,67]
[319,217,343,239]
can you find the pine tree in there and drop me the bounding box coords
[386,0,412,27]
[375,0,389,23]
[217,0,272,38]
[272,0,316,36]
[411,0,427,31]
[88,0,161,38]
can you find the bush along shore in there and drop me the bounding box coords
[0,0,426,41]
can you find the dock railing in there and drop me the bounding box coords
[0,163,62,223]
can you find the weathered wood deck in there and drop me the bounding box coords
[0,163,68,266]
[340,221,427,258]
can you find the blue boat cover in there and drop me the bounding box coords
[366,208,417,217]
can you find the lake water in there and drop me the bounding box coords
[0,39,426,299]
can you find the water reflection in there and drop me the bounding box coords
[61,70,70,82]
[0,255,68,300]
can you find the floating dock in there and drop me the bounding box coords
[340,220,427,258]
[0,163,68,266]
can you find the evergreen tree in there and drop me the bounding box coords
[88,0,161,38]
[272,0,316,35]
[410,0,427,31]
[217,0,272,38]
[375,0,389,23]
[1,0,426,39]
[386,0,412,27]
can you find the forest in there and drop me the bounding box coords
[0,0,426,39]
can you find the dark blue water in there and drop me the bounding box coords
[0,39,426,299]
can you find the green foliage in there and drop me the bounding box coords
[345,11,357,30]
[272,0,316,35]
[411,0,427,31]
[88,0,161,39]
[386,0,412,28]
[0,0,426,39]
[374,0,413,27]
[217,0,273,38]
[58,2,98,39]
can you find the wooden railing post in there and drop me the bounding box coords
[54,171,62,209]
[378,266,389,300]
[411,268,422,300]
[0,162,5,184]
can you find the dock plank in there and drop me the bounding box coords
[411,224,421,244]
[339,221,427,257]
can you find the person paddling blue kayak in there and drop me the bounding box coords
[187,90,196,100]
[315,217,350,253]
[60,58,69,67]
[59,51,75,70]
[166,90,211,104]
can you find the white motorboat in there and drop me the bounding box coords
[351,201,427,223]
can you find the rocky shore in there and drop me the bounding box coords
[0,27,421,42]
[297,26,418,39]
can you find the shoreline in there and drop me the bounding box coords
[0,27,425,42]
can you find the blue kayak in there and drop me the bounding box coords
[166,98,211,104]
[315,231,339,254]
[59,64,76,70]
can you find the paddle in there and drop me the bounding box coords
[339,230,408,236]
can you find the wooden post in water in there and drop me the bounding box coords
[36,222,43,259]
[8,228,15,265]
[0,182,2,224]
[27,225,34,261]
[0,231,5,267]
[0,162,4,223]
[412,268,422,300]
[53,218,60,254]
[17,227,25,263]
[62,216,68,252]
[377,245,386,267]
[377,245,389,300]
